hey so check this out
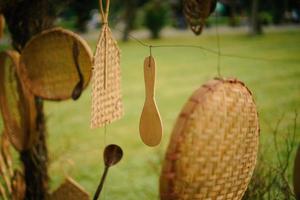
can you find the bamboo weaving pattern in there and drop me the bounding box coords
[91,0,123,128]
[160,78,259,200]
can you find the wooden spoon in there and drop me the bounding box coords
[93,144,123,200]
[139,56,163,147]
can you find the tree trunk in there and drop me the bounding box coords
[122,0,137,42]
[0,0,68,199]
[250,0,262,35]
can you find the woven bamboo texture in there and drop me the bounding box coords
[0,132,13,200]
[0,15,4,39]
[0,132,25,200]
[91,24,124,128]
[49,177,89,200]
[160,78,259,200]
[294,146,300,199]
[0,51,37,151]
[19,27,93,101]
[184,0,217,35]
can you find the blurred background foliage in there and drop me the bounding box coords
[50,0,300,39]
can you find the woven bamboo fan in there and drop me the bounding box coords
[0,51,37,151]
[91,0,124,128]
[50,177,89,200]
[160,78,259,200]
[19,27,93,101]
[184,0,217,35]
[294,146,300,199]
[0,15,4,39]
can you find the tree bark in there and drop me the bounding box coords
[0,0,68,199]
[250,0,263,35]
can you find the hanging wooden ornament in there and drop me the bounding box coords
[160,78,259,200]
[91,0,124,128]
[183,0,217,35]
[50,177,89,200]
[0,15,5,39]
[294,145,300,199]
[0,51,37,151]
[19,28,93,101]
[139,56,163,147]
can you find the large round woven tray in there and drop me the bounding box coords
[0,51,37,151]
[19,27,93,101]
[160,78,259,200]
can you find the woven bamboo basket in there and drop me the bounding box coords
[0,51,37,151]
[49,177,89,200]
[160,78,259,200]
[294,146,300,199]
[91,24,123,128]
[19,27,93,101]
[184,0,217,35]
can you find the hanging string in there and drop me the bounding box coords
[215,12,221,77]
[112,27,273,62]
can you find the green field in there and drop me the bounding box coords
[1,28,300,199]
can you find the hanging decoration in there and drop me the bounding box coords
[294,146,300,199]
[139,56,163,147]
[18,28,93,101]
[93,144,123,200]
[91,0,124,129]
[50,177,89,200]
[183,0,217,35]
[160,78,259,200]
[0,51,37,151]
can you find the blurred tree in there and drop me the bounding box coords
[0,0,70,199]
[71,0,97,32]
[144,0,169,39]
[123,0,138,41]
[250,0,263,35]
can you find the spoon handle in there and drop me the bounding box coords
[93,166,109,200]
[143,56,156,99]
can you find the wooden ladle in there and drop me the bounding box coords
[93,144,123,200]
[139,56,163,147]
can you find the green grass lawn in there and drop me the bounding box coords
[1,29,300,199]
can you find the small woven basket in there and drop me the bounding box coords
[184,0,216,35]
[19,27,93,101]
[0,51,37,151]
[50,177,89,200]
[91,24,123,128]
[160,78,259,200]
